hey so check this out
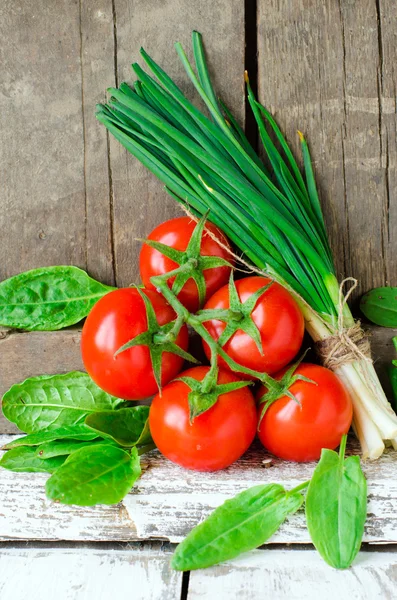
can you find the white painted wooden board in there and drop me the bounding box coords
[188,548,397,600]
[0,545,181,600]
[0,546,396,600]
[1,434,396,544]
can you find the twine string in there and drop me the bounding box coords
[316,278,371,370]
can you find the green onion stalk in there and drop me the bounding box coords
[97,31,397,459]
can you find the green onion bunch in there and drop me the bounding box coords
[97,31,397,459]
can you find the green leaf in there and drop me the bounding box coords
[0,446,67,473]
[85,406,152,447]
[305,439,367,569]
[172,483,304,571]
[3,424,100,449]
[35,438,114,459]
[45,445,141,506]
[360,287,397,327]
[2,372,124,433]
[0,266,115,331]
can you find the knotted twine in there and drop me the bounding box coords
[315,278,372,370]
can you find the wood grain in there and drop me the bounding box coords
[378,0,397,286]
[257,0,397,302]
[0,328,84,434]
[0,0,87,279]
[108,0,246,286]
[0,434,396,544]
[80,0,116,286]
[188,548,397,600]
[0,544,181,600]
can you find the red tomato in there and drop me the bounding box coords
[202,276,304,376]
[81,288,189,400]
[149,366,257,471]
[257,363,353,462]
[139,216,234,313]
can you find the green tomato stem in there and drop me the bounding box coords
[201,347,219,394]
[153,313,186,344]
[151,268,279,388]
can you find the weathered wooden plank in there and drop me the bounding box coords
[1,323,394,433]
[0,434,396,544]
[187,548,397,600]
[0,1,86,279]
[109,0,246,286]
[257,0,346,280]
[338,0,391,298]
[257,0,397,301]
[0,544,181,600]
[378,0,397,286]
[0,328,84,434]
[80,0,116,286]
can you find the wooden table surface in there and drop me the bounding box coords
[1,1,396,598]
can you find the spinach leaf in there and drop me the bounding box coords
[2,372,124,433]
[3,424,99,449]
[305,436,367,569]
[35,438,114,459]
[172,483,304,571]
[45,445,141,506]
[360,286,397,327]
[0,266,115,330]
[0,446,67,473]
[85,406,152,447]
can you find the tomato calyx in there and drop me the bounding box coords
[197,272,272,353]
[176,372,252,421]
[257,351,317,426]
[114,287,198,393]
[143,213,232,308]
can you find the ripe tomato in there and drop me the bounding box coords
[81,288,189,400]
[202,276,304,376]
[149,366,257,471]
[139,216,234,313]
[257,363,353,462]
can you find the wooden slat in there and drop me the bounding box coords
[0,0,86,279]
[257,0,397,301]
[338,0,390,297]
[187,548,397,600]
[379,0,397,285]
[80,0,116,286]
[0,328,84,434]
[0,434,396,544]
[109,0,246,286]
[0,544,181,600]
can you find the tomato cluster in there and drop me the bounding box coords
[81,216,352,471]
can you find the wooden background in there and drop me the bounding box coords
[1,0,395,294]
[0,1,397,598]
